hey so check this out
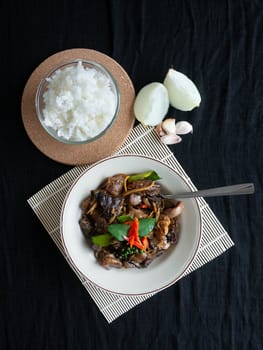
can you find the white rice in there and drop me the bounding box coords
[42,61,117,142]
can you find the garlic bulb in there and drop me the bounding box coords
[163,68,201,111]
[133,82,169,126]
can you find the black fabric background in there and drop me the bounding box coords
[1,0,263,349]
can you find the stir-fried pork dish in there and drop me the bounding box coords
[79,171,184,269]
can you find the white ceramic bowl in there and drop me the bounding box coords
[60,154,202,295]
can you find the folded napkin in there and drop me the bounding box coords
[27,124,234,323]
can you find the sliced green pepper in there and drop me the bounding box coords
[91,233,113,247]
[127,170,161,182]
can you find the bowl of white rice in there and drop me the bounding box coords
[35,59,120,144]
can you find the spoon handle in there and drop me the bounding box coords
[162,183,255,199]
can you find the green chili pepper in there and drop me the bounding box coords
[91,233,113,247]
[117,215,133,223]
[127,170,161,182]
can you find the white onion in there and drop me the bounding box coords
[133,82,169,126]
[163,68,201,111]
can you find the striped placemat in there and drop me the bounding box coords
[27,124,234,323]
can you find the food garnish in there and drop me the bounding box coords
[91,234,113,247]
[127,171,161,182]
[79,171,183,269]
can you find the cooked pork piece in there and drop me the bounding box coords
[79,215,93,240]
[94,216,108,234]
[128,252,147,266]
[141,249,164,268]
[95,190,124,220]
[166,220,180,244]
[127,207,149,219]
[95,249,123,269]
[163,202,184,218]
[127,180,161,196]
[101,174,126,196]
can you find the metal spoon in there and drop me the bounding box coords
[160,183,255,200]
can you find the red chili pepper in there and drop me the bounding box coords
[139,203,148,209]
[128,217,138,232]
[141,236,149,250]
[133,240,145,250]
[129,234,135,247]
[127,217,145,250]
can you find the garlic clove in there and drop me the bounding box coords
[160,134,182,145]
[175,121,193,135]
[163,68,201,111]
[155,122,166,136]
[162,118,177,134]
[134,82,169,126]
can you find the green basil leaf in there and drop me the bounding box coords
[91,234,113,247]
[108,224,130,241]
[108,218,156,241]
[117,215,133,223]
[127,170,161,182]
[138,218,156,237]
